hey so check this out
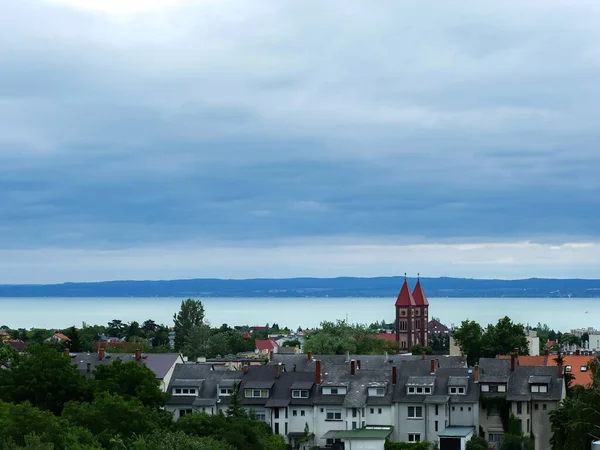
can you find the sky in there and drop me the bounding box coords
[2,0,600,284]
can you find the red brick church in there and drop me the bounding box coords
[395,276,429,350]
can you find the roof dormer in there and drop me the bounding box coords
[448,376,468,395]
[406,376,435,395]
[529,375,550,393]
[243,380,274,398]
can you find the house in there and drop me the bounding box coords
[334,426,393,450]
[478,355,565,450]
[6,339,27,352]
[376,333,396,342]
[497,349,596,388]
[278,346,300,355]
[69,348,184,392]
[255,339,278,356]
[46,332,71,343]
[250,326,269,334]
[0,330,11,342]
[428,319,450,337]
[395,278,429,350]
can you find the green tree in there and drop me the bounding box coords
[142,320,158,335]
[152,325,171,348]
[0,400,99,450]
[62,392,167,447]
[481,316,529,358]
[466,435,488,450]
[452,320,483,366]
[281,339,301,347]
[129,431,234,450]
[0,345,90,415]
[92,359,168,409]
[174,299,206,351]
[183,324,211,360]
[126,321,145,343]
[410,344,433,355]
[207,332,230,358]
[226,382,246,419]
[65,326,83,352]
[304,320,357,355]
[26,329,53,345]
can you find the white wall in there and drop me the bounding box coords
[365,405,394,427]
[589,334,600,351]
[312,405,348,447]
[527,337,540,356]
[342,438,385,450]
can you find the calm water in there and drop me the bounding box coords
[0,297,597,331]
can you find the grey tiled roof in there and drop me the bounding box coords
[448,376,469,387]
[73,352,183,379]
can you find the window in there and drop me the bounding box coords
[424,387,432,394]
[219,387,233,396]
[274,423,279,434]
[301,410,305,416]
[179,409,192,417]
[323,387,346,395]
[543,404,547,411]
[254,411,266,422]
[292,390,309,398]
[408,434,421,442]
[408,406,423,419]
[534,403,539,410]
[435,405,439,415]
[408,387,415,394]
[174,388,197,396]
[489,433,503,442]
[527,419,530,433]
[274,409,279,419]
[458,387,465,394]
[481,385,490,392]
[377,388,385,396]
[527,402,530,414]
[468,406,472,411]
[450,387,457,394]
[581,366,588,372]
[326,409,342,421]
[565,365,572,373]
[352,408,357,418]
[540,385,548,393]
[399,320,408,330]
[517,402,522,414]
[352,421,357,430]
[416,387,423,394]
[368,388,385,397]
[452,406,455,411]
[292,410,297,417]
[460,407,464,412]
[531,384,548,393]
[435,421,438,432]
[285,423,288,434]
[378,408,382,414]
[370,408,374,414]
[245,389,268,398]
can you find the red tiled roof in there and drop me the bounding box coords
[242,332,250,339]
[412,279,429,306]
[255,339,277,352]
[395,279,416,307]
[54,333,71,342]
[497,353,596,386]
[376,333,397,341]
[545,340,556,349]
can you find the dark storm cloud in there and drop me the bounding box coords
[1,0,600,254]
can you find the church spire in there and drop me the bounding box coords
[395,277,416,307]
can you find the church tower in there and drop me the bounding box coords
[395,276,429,351]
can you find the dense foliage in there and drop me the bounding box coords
[550,357,600,450]
[0,343,286,450]
[452,316,529,365]
[384,441,435,450]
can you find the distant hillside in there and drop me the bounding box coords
[1,276,600,298]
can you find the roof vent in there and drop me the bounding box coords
[105,354,112,359]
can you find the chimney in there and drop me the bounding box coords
[346,351,350,362]
[514,347,519,359]
[545,349,549,356]
[511,353,516,372]
[474,365,479,383]
[275,364,280,379]
[307,351,312,361]
[576,349,580,356]
[460,353,465,363]
[86,362,91,373]
[392,366,397,385]
[243,365,249,375]
[63,348,70,357]
[99,348,105,360]
[315,360,321,385]
[350,359,356,376]
[421,352,426,360]
[269,350,274,361]
[430,358,435,374]
[357,359,361,370]
[135,349,141,361]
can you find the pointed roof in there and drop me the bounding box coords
[395,279,416,307]
[412,279,429,306]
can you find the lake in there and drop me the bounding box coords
[0,297,597,331]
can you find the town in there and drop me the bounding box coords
[0,279,598,450]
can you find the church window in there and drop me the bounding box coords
[399,320,408,330]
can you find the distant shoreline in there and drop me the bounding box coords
[2,276,600,298]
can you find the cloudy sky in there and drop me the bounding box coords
[2,0,600,284]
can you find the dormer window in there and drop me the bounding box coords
[449,387,466,395]
[580,366,588,372]
[406,376,435,395]
[407,386,432,395]
[368,388,386,397]
[173,388,198,396]
[323,386,347,395]
[530,384,548,393]
[219,387,233,396]
[292,390,309,398]
[245,389,269,398]
[481,384,506,393]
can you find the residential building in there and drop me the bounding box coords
[478,354,565,450]
[255,339,278,356]
[428,319,450,338]
[45,332,71,343]
[526,330,540,356]
[395,278,429,350]
[70,348,184,391]
[588,334,600,351]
